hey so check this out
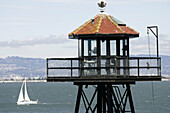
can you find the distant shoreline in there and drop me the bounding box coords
[1,75,170,83]
[1,79,170,83]
[0,79,46,83]
[162,78,170,81]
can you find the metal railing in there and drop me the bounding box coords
[47,58,80,77]
[47,56,161,78]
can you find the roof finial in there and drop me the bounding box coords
[98,0,107,13]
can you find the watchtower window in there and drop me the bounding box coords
[78,39,81,57]
[120,40,123,56]
[110,40,116,56]
[84,40,97,56]
[101,40,106,56]
[123,39,128,56]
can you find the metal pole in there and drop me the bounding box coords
[156,27,159,57]
[75,85,83,113]
[156,27,159,76]
[147,26,159,57]
[46,59,49,77]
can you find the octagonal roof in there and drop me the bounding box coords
[69,14,139,39]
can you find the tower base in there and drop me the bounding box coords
[74,83,135,113]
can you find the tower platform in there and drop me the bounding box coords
[47,56,161,83]
[47,76,161,84]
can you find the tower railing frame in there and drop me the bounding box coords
[47,56,161,79]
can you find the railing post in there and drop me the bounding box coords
[81,57,84,76]
[138,59,139,76]
[78,58,80,77]
[115,57,117,75]
[159,58,161,76]
[47,59,49,78]
[117,57,120,76]
[71,60,73,77]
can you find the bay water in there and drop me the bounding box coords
[0,81,169,113]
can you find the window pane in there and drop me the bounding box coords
[101,40,106,56]
[84,40,88,56]
[120,40,123,56]
[110,40,116,55]
[91,40,97,56]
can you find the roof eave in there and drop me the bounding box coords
[69,33,139,39]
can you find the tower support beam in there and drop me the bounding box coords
[127,84,135,113]
[75,85,83,113]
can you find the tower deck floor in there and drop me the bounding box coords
[47,76,161,84]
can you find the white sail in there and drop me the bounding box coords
[17,82,24,102]
[24,79,30,101]
[17,79,38,105]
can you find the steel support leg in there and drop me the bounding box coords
[75,85,82,113]
[107,85,113,113]
[126,84,135,113]
[102,85,106,113]
[97,85,102,113]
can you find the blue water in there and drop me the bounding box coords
[0,81,169,113]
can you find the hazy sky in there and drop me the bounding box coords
[0,0,170,58]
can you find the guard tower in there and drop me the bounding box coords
[47,1,161,113]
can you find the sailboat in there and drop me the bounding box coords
[17,79,38,105]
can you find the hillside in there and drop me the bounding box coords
[0,56,46,80]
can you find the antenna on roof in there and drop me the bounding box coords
[98,0,107,13]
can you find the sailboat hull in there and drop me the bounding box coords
[17,100,38,105]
